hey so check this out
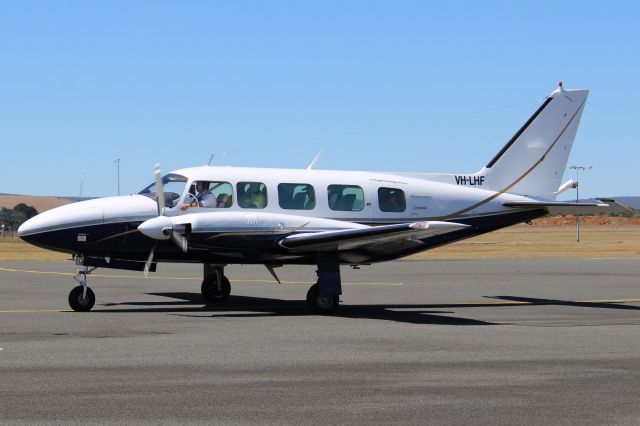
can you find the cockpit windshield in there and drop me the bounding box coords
[138,173,188,209]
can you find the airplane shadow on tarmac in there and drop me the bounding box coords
[98,292,494,325]
[95,292,640,325]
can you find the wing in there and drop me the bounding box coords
[279,221,469,252]
[503,198,631,215]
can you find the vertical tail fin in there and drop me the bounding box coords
[478,85,589,199]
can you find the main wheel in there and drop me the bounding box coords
[68,286,96,312]
[201,274,231,303]
[306,283,339,314]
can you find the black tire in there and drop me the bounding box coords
[68,286,95,312]
[201,274,231,303]
[306,283,339,314]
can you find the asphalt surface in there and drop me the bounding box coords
[1,258,639,425]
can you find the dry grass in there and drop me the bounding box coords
[2,222,639,262]
[412,224,640,260]
[0,240,69,262]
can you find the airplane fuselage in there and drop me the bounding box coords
[19,166,543,266]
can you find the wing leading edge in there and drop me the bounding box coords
[279,221,469,252]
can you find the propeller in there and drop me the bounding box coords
[144,242,157,277]
[154,164,165,215]
[139,164,189,276]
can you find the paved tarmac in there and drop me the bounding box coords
[0,258,639,425]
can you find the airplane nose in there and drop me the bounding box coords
[18,219,32,237]
[18,195,157,252]
[18,210,61,238]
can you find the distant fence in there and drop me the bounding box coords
[0,229,21,242]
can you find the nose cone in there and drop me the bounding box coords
[18,203,104,238]
[19,209,62,238]
[18,195,159,253]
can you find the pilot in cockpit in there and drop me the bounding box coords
[181,181,215,210]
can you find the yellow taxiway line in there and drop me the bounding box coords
[0,267,403,286]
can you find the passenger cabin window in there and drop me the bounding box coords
[184,181,233,209]
[278,183,315,210]
[328,185,364,211]
[237,182,267,209]
[378,187,406,212]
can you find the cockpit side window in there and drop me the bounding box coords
[138,173,188,209]
[184,181,233,209]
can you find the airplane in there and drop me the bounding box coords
[18,83,626,314]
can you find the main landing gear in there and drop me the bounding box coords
[200,260,343,314]
[69,266,96,312]
[306,257,342,314]
[201,264,231,303]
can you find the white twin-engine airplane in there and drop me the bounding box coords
[19,84,625,314]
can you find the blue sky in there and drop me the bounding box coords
[1,1,638,198]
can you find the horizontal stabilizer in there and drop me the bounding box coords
[279,221,469,252]
[503,199,631,216]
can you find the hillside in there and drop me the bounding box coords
[0,195,74,212]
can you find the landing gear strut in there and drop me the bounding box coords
[306,256,341,314]
[201,264,230,303]
[69,265,96,312]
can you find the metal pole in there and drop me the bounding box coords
[569,165,592,243]
[575,167,580,243]
[115,159,121,195]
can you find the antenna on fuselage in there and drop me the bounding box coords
[208,152,228,166]
[306,150,323,170]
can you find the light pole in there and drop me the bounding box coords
[115,159,121,195]
[568,165,592,242]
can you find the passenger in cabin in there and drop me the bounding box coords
[247,183,266,208]
[216,193,230,208]
[387,193,399,211]
[328,190,340,210]
[378,188,405,212]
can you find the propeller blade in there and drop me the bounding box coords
[144,242,156,277]
[171,232,188,253]
[154,164,165,215]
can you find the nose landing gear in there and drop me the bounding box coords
[69,266,96,312]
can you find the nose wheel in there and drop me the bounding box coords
[69,266,96,312]
[68,286,95,312]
